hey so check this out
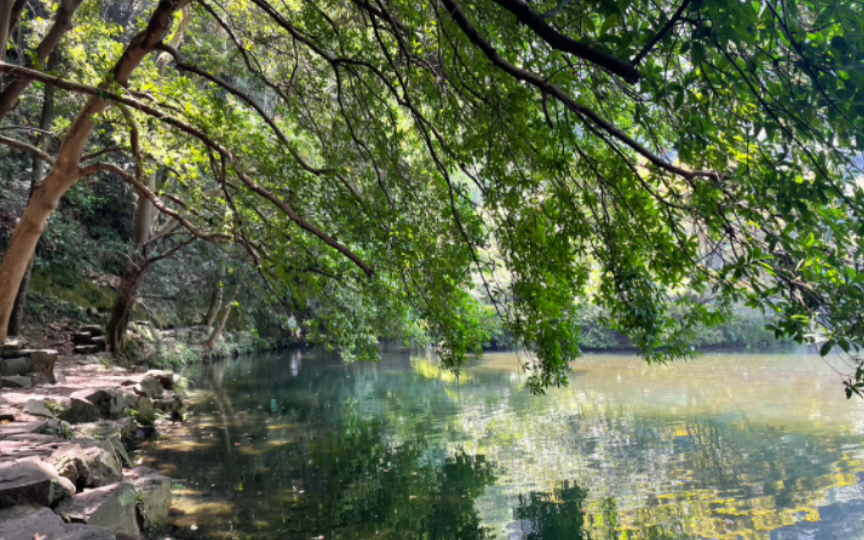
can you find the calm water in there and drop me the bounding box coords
[140,347,864,540]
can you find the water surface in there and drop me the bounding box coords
[141,348,864,539]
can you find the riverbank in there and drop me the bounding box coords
[0,340,193,539]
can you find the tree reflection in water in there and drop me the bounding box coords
[142,349,864,540]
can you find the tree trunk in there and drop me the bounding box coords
[107,172,156,352]
[106,6,193,353]
[204,286,223,327]
[204,283,239,356]
[0,0,14,64]
[106,261,147,352]
[6,52,59,338]
[0,0,84,122]
[0,0,188,345]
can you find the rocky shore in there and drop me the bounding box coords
[1,339,189,540]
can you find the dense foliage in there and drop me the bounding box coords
[1,0,863,392]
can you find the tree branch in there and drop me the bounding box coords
[440,0,723,181]
[489,0,640,83]
[631,0,693,66]
[0,134,55,165]
[79,162,231,242]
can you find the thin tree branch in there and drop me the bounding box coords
[490,0,640,83]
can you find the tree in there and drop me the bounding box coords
[1,0,863,393]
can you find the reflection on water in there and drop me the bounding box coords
[140,348,864,539]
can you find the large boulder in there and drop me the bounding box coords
[65,397,101,424]
[133,375,164,399]
[144,370,176,391]
[1,375,33,389]
[73,421,131,467]
[136,396,155,425]
[0,357,30,376]
[55,481,140,540]
[69,389,128,420]
[48,439,122,489]
[125,467,172,531]
[23,399,56,418]
[0,457,75,508]
[0,505,116,540]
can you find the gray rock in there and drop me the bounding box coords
[69,389,128,420]
[48,439,122,488]
[73,421,131,466]
[0,506,117,540]
[0,357,30,376]
[136,396,155,425]
[65,397,102,424]
[1,375,33,388]
[116,417,136,438]
[55,480,140,540]
[144,370,176,390]
[133,375,164,399]
[126,467,172,531]
[0,420,49,439]
[24,399,56,418]
[0,456,76,508]
[74,421,122,442]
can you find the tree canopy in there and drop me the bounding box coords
[1,0,863,392]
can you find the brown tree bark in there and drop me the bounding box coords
[0,0,189,345]
[106,262,147,352]
[204,283,240,356]
[106,5,193,353]
[204,285,223,328]
[6,52,59,337]
[0,0,85,122]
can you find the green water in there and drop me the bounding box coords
[141,347,864,540]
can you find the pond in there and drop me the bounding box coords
[140,346,864,540]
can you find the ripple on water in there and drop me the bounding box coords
[143,349,864,540]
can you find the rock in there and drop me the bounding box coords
[126,467,171,531]
[1,339,25,355]
[1,375,33,388]
[48,439,122,488]
[0,421,49,439]
[72,331,93,344]
[0,456,75,508]
[65,397,101,424]
[70,389,128,420]
[116,417,136,438]
[136,397,155,425]
[81,325,106,337]
[134,375,164,399]
[0,409,17,422]
[153,393,185,416]
[0,506,116,540]
[30,349,58,384]
[74,345,100,355]
[72,421,130,466]
[74,421,122,442]
[23,399,56,418]
[55,480,140,540]
[0,357,30,376]
[144,370,175,390]
[2,348,37,359]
